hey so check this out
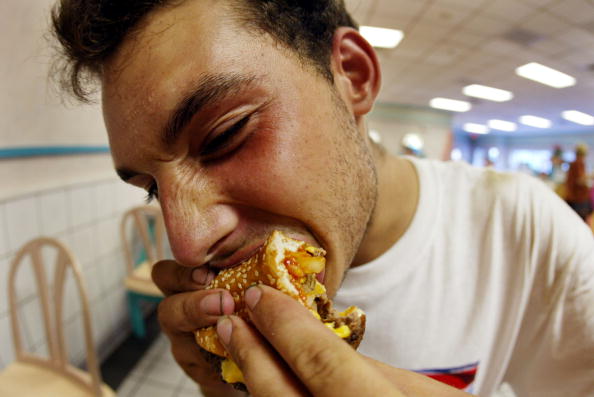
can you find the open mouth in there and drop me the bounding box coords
[206,231,327,283]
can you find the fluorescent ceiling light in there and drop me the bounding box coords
[562,110,594,126]
[519,115,551,129]
[463,123,489,134]
[430,97,471,112]
[463,84,513,102]
[488,119,517,132]
[515,62,576,88]
[360,26,404,48]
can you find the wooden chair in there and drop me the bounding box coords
[0,237,115,397]
[121,205,166,338]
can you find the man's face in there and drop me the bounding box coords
[102,0,377,296]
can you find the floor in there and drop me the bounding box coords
[116,334,204,397]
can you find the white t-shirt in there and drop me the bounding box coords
[334,159,594,396]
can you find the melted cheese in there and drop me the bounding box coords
[221,359,245,384]
[324,322,352,339]
[332,324,351,338]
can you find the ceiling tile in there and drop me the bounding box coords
[392,39,432,58]
[547,0,594,25]
[556,26,594,47]
[561,48,594,70]
[464,14,514,36]
[519,0,558,7]
[481,0,538,24]
[423,43,470,66]
[366,11,413,30]
[447,28,491,47]
[439,0,486,10]
[420,2,475,28]
[531,37,574,57]
[344,0,375,22]
[479,38,524,56]
[406,23,452,43]
[521,10,573,36]
[375,0,427,18]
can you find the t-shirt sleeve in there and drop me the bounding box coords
[502,175,594,396]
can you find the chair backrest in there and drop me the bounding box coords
[120,205,166,277]
[8,237,103,396]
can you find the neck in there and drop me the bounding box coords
[351,153,419,267]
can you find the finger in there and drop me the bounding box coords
[244,285,402,397]
[158,289,235,335]
[152,260,215,296]
[216,315,308,397]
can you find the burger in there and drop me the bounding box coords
[194,230,366,390]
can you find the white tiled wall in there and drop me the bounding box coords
[0,177,148,370]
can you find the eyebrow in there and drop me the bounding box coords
[115,73,257,182]
[162,73,257,147]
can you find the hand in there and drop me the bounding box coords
[152,260,246,397]
[216,285,474,397]
[214,284,403,396]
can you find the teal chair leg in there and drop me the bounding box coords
[128,292,146,339]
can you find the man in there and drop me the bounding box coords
[51,1,594,396]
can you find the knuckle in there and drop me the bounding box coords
[151,261,171,293]
[175,265,191,289]
[293,344,340,381]
[157,299,173,330]
[152,260,195,296]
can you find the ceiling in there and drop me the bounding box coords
[345,0,594,136]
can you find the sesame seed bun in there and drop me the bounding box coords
[194,230,366,389]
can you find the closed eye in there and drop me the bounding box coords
[199,113,252,160]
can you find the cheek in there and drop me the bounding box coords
[218,128,322,213]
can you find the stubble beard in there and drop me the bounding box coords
[328,89,378,281]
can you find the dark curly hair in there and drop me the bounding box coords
[51,0,358,102]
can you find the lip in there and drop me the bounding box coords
[284,232,319,248]
[316,269,325,284]
[206,241,264,271]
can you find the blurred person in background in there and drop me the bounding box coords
[565,143,591,221]
[50,1,594,396]
[549,146,567,198]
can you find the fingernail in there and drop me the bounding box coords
[244,286,261,311]
[192,267,214,285]
[217,317,233,346]
[201,292,224,315]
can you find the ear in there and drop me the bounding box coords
[330,27,381,117]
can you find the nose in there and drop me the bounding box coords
[157,172,238,267]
